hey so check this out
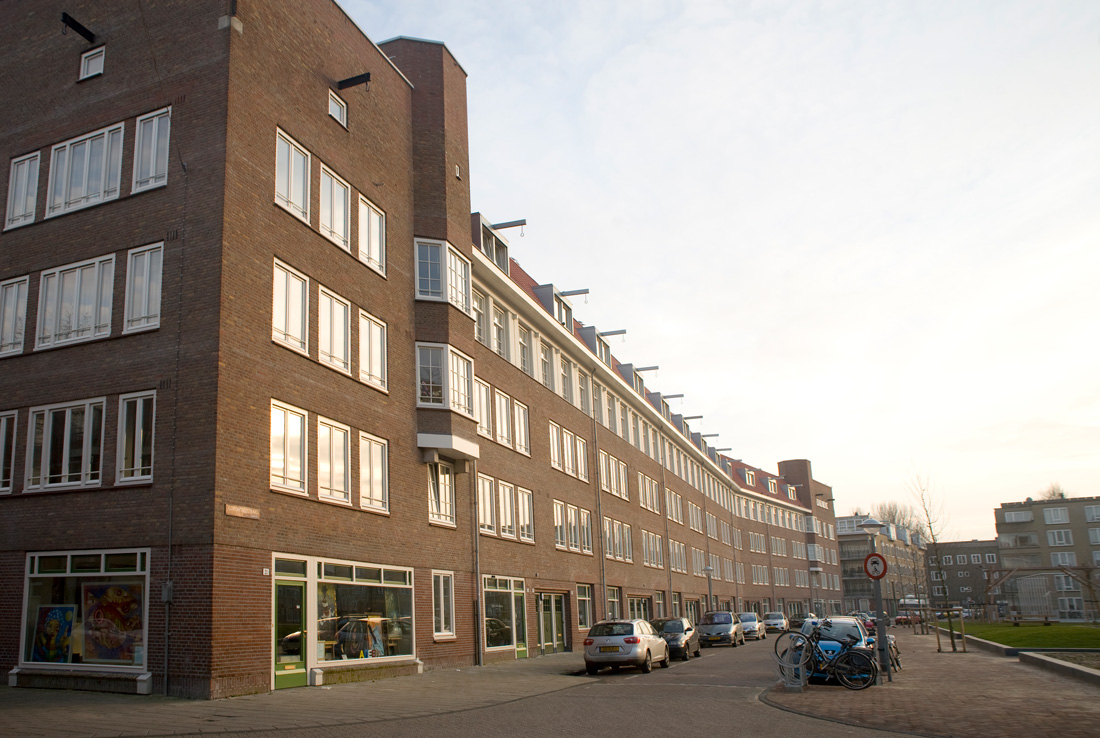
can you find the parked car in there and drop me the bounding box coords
[894,611,921,626]
[584,619,671,674]
[697,611,745,647]
[651,616,701,660]
[788,612,816,629]
[738,612,765,640]
[762,611,789,633]
[800,616,871,681]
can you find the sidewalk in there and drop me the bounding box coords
[763,630,1100,738]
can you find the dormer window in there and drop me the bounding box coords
[633,373,644,395]
[767,479,777,495]
[553,295,572,331]
[80,47,105,80]
[744,470,755,486]
[787,485,797,500]
[480,226,509,273]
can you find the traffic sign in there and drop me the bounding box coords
[864,553,887,579]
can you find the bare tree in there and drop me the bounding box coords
[1041,483,1067,500]
[909,472,958,651]
[871,501,919,531]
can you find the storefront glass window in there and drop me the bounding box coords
[315,560,413,661]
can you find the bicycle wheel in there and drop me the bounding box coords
[774,631,810,667]
[889,642,902,671]
[833,650,877,690]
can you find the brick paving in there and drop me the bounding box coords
[763,630,1100,737]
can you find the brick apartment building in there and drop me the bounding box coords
[837,516,927,617]
[993,496,1100,620]
[0,0,841,698]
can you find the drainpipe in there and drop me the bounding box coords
[591,407,607,621]
[471,458,482,666]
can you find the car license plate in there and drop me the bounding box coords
[599,646,619,652]
[708,636,721,641]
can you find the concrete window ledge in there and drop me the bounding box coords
[8,667,153,694]
[311,658,424,686]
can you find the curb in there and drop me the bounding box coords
[1017,652,1100,686]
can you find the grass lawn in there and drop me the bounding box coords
[940,621,1100,648]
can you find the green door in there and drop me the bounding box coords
[514,591,528,659]
[274,581,307,688]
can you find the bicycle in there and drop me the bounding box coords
[774,619,878,690]
[887,634,901,671]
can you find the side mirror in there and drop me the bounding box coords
[685,627,693,633]
[866,637,876,646]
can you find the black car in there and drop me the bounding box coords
[789,612,816,629]
[650,617,701,661]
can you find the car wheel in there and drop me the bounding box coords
[693,646,701,658]
[741,635,746,646]
[586,663,599,675]
[639,651,652,673]
[681,649,689,661]
[660,647,670,668]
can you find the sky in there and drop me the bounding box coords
[342,0,1100,541]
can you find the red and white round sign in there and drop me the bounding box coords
[864,553,887,580]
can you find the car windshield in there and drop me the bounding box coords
[700,612,732,625]
[589,622,634,637]
[764,612,783,620]
[653,619,684,634]
[739,613,757,622]
[804,619,863,643]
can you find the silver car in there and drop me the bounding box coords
[738,612,766,640]
[584,619,670,674]
[697,610,745,647]
[763,611,789,633]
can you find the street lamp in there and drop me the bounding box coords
[858,517,892,684]
[703,565,715,610]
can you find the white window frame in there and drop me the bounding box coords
[270,400,307,493]
[478,474,496,535]
[580,509,592,553]
[447,246,472,312]
[132,107,171,194]
[80,47,105,80]
[1043,507,1069,525]
[318,286,351,374]
[123,242,163,334]
[36,254,114,349]
[47,121,124,218]
[272,259,308,354]
[494,390,512,446]
[474,378,492,437]
[575,437,589,482]
[358,310,387,390]
[517,487,534,542]
[433,571,455,638]
[328,90,348,127]
[513,401,530,455]
[359,432,388,512]
[518,324,532,375]
[5,152,39,229]
[562,428,576,476]
[549,422,562,470]
[498,482,516,539]
[0,410,15,492]
[117,390,155,484]
[416,343,474,416]
[491,305,508,358]
[274,129,310,223]
[26,397,106,490]
[554,500,567,549]
[357,196,386,275]
[0,276,29,357]
[428,461,455,525]
[472,290,488,344]
[1047,529,1073,547]
[317,416,350,503]
[319,164,351,251]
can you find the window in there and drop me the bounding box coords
[122,243,163,333]
[0,276,29,356]
[1090,528,1100,546]
[416,344,473,415]
[540,342,554,390]
[358,197,385,273]
[447,248,471,312]
[560,358,573,402]
[970,554,981,564]
[483,576,525,649]
[37,254,114,348]
[1,411,17,492]
[275,130,309,222]
[518,324,532,374]
[317,417,350,502]
[666,489,683,524]
[1044,507,1069,525]
[499,482,516,538]
[1086,505,1100,523]
[606,586,621,620]
[744,470,755,486]
[513,402,530,455]
[577,584,593,629]
[27,398,105,490]
[311,558,414,661]
[358,310,387,390]
[270,400,306,492]
[318,287,350,373]
[580,509,592,553]
[1051,551,1077,566]
[433,572,454,637]
[549,422,562,469]
[474,379,492,437]
[472,290,487,344]
[80,46,106,79]
[47,122,123,217]
[494,391,512,446]
[416,240,470,313]
[567,505,580,550]
[5,152,38,229]
[478,475,496,534]
[942,555,953,565]
[578,373,590,415]
[1047,529,1073,547]
[562,429,576,475]
[1004,510,1033,523]
[554,500,567,548]
[985,553,997,564]
[132,108,171,193]
[428,462,455,525]
[575,437,589,482]
[328,90,347,126]
[272,260,308,353]
[517,487,534,541]
[117,391,154,483]
[359,432,387,511]
[22,549,149,670]
[491,306,508,357]
[319,165,350,250]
